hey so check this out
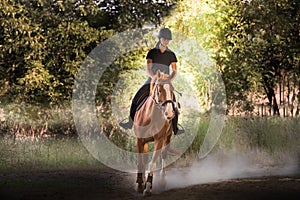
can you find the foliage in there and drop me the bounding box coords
[0,0,105,104]
[214,0,300,114]
[165,0,300,114]
[95,0,177,31]
[0,0,176,105]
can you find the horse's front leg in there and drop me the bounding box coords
[144,139,163,196]
[136,139,147,193]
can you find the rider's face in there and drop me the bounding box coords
[160,37,170,47]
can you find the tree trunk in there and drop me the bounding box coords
[272,92,280,115]
[263,77,280,116]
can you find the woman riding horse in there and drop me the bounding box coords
[119,28,184,135]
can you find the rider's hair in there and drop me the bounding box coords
[155,41,160,48]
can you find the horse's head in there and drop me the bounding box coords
[150,70,176,121]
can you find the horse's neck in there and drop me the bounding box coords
[134,96,165,127]
[143,97,162,117]
[134,97,167,138]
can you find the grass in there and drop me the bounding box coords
[0,103,299,172]
[0,136,105,172]
[219,116,300,154]
[177,115,300,168]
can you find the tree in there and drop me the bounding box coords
[0,0,177,105]
[95,0,176,31]
[215,0,300,115]
[166,0,300,115]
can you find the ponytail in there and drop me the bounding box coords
[155,41,160,48]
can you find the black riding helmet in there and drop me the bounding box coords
[158,28,172,40]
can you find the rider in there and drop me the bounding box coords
[119,28,184,135]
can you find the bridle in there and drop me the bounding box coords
[151,80,176,112]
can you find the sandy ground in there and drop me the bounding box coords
[0,168,300,200]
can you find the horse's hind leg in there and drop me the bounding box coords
[160,141,168,177]
[158,154,167,191]
[160,154,167,177]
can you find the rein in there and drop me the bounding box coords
[152,98,176,111]
[151,81,176,111]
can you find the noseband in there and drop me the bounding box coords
[152,81,176,111]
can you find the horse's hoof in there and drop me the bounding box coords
[143,189,152,196]
[143,182,152,196]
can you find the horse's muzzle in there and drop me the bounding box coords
[164,111,175,121]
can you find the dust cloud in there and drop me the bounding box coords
[160,150,299,191]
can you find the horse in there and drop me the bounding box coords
[134,70,177,195]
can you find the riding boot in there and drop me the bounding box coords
[172,109,185,135]
[119,116,133,129]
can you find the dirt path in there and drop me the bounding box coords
[1,168,300,200]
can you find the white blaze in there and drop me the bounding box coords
[164,84,174,119]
